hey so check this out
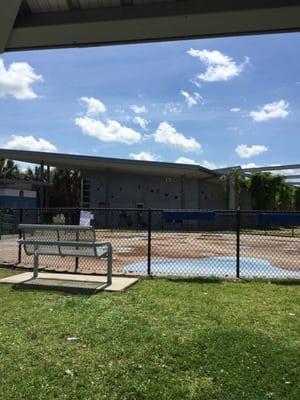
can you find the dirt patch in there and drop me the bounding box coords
[0,231,299,276]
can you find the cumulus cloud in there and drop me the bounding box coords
[153,122,201,152]
[250,100,289,122]
[129,151,157,161]
[0,58,43,99]
[4,135,57,152]
[75,116,141,145]
[187,49,249,82]
[175,157,197,165]
[202,160,227,170]
[130,104,147,114]
[79,96,106,116]
[230,108,241,112]
[235,144,268,159]
[180,90,203,108]
[133,116,148,130]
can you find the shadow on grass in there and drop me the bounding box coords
[12,282,97,296]
[271,279,300,286]
[155,328,298,400]
[164,276,224,284]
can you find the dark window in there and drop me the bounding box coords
[165,193,169,197]
[174,196,178,199]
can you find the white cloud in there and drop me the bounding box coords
[241,163,260,169]
[163,102,182,114]
[75,116,141,145]
[269,165,296,176]
[202,160,227,170]
[129,151,157,161]
[187,49,249,82]
[230,108,241,112]
[250,100,289,122]
[133,116,148,130]
[235,144,268,159]
[130,104,147,114]
[16,161,37,172]
[190,78,202,88]
[175,157,197,165]
[180,90,203,108]
[0,58,43,99]
[153,122,201,152]
[79,96,106,116]
[4,135,57,152]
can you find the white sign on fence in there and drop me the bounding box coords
[80,211,94,226]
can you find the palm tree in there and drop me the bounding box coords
[0,159,20,179]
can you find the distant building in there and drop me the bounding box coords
[0,180,37,208]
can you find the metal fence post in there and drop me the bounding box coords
[147,208,152,276]
[18,208,23,264]
[236,209,240,278]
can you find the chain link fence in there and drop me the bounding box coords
[0,208,299,279]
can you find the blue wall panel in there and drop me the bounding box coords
[0,196,36,209]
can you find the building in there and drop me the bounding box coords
[0,149,242,211]
[0,179,37,208]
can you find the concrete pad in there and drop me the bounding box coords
[0,272,138,292]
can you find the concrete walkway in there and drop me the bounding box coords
[0,272,138,293]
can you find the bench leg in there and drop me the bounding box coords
[33,251,39,278]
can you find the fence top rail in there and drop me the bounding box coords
[19,224,93,231]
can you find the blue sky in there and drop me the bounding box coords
[0,32,299,170]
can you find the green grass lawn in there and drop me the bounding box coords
[0,268,299,400]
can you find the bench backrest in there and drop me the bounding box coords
[19,224,96,256]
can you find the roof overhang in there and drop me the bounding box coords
[1,0,300,53]
[0,148,218,179]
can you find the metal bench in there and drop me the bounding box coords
[18,224,112,285]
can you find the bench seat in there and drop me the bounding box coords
[18,224,113,285]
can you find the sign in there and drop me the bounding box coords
[80,211,94,226]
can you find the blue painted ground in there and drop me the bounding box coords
[124,257,299,279]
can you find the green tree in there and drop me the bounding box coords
[49,168,81,207]
[248,172,295,211]
[295,188,300,211]
[278,183,295,211]
[0,159,20,179]
[220,168,247,209]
